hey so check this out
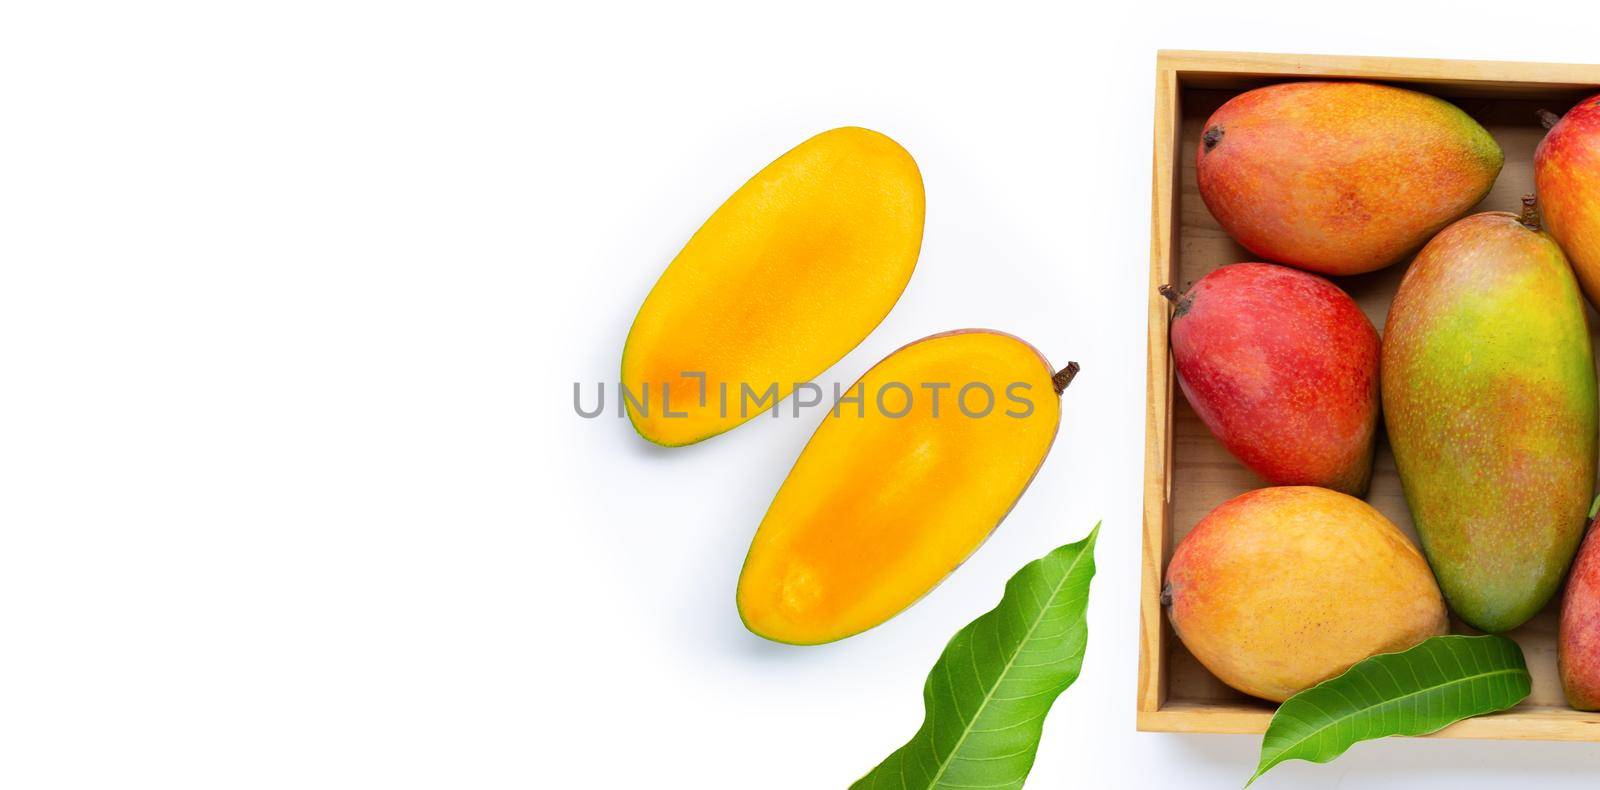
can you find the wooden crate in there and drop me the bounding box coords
[1140,51,1600,740]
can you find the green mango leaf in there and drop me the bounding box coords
[1248,634,1531,786]
[852,523,1099,790]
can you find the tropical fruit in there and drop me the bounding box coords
[1383,210,1597,633]
[1163,487,1447,703]
[1196,81,1502,275]
[1164,263,1379,496]
[737,330,1076,644]
[1536,94,1600,307]
[1561,501,1600,711]
[622,127,924,446]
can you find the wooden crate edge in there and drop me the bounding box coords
[1154,49,1600,90]
[1137,56,1180,715]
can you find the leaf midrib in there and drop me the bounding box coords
[1256,665,1525,775]
[923,543,1092,789]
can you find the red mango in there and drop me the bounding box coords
[1561,501,1600,711]
[1536,94,1600,308]
[1165,263,1379,496]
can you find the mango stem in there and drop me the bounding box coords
[1158,284,1180,303]
[1520,194,1540,231]
[1052,362,1080,395]
[1539,109,1562,130]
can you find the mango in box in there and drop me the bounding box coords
[1561,499,1600,711]
[1163,486,1447,703]
[1196,81,1501,276]
[1164,263,1379,496]
[1536,93,1600,308]
[737,330,1076,645]
[622,127,924,446]
[1383,210,1597,633]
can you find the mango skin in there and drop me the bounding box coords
[623,127,924,446]
[1197,82,1502,276]
[737,330,1062,645]
[1164,487,1447,703]
[1383,212,1597,633]
[1561,512,1600,710]
[1536,93,1600,308]
[1168,263,1379,496]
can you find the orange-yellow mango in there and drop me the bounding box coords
[1164,487,1447,702]
[737,330,1075,644]
[1197,82,1502,276]
[622,127,924,446]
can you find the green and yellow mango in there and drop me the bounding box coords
[1383,211,1597,632]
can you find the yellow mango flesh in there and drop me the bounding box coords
[1164,487,1447,702]
[622,127,924,446]
[737,330,1063,644]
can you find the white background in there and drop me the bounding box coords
[5,0,1600,787]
